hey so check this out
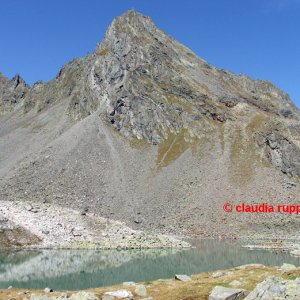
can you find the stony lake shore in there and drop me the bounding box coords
[2,263,300,300]
[3,200,300,251]
[0,200,190,250]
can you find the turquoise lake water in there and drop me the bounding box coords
[1,240,299,290]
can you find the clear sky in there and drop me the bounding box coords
[0,0,299,106]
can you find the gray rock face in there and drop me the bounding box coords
[209,286,247,300]
[265,132,300,177]
[0,73,29,115]
[1,10,298,174]
[245,276,300,300]
[88,10,300,145]
[23,57,97,119]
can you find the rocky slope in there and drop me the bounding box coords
[0,10,300,241]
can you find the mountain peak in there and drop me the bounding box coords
[11,74,28,88]
[116,9,152,24]
[122,9,147,18]
[103,9,157,40]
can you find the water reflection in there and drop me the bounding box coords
[1,240,300,290]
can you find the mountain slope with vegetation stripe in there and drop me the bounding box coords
[0,10,300,245]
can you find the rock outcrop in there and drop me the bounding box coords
[265,132,300,177]
[209,286,247,300]
[0,73,29,115]
[245,276,300,300]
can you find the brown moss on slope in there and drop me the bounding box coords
[0,227,41,249]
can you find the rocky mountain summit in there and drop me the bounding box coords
[1,10,300,240]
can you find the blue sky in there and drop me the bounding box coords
[0,0,299,106]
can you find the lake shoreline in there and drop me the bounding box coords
[2,236,300,251]
[2,264,300,300]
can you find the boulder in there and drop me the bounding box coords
[103,290,133,299]
[69,291,99,300]
[212,271,226,278]
[24,204,33,211]
[209,286,247,300]
[244,276,300,299]
[175,274,192,282]
[280,263,296,272]
[135,284,147,297]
